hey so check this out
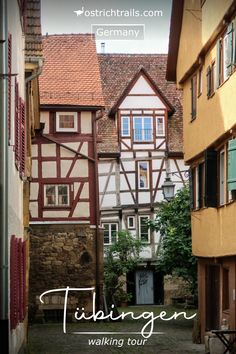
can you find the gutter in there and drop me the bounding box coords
[0,0,9,352]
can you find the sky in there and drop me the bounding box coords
[41,0,172,53]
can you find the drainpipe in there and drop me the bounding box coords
[0,0,9,352]
[25,57,43,84]
[93,110,103,311]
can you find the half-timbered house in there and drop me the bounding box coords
[29,34,105,315]
[98,54,187,305]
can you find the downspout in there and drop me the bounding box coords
[0,0,9,352]
[93,110,103,311]
[25,57,43,84]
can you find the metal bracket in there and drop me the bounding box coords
[0,73,18,79]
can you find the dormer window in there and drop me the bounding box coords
[56,112,78,132]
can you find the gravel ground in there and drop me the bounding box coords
[28,306,205,354]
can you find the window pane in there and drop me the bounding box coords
[59,115,75,129]
[122,116,129,136]
[139,162,148,188]
[140,217,149,242]
[104,224,110,244]
[58,185,69,206]
[111,224,117,244]
[134,117,142,141]
[46,185,56,205]
[157,117,164,135]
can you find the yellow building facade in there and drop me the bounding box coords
[167,0,236,340]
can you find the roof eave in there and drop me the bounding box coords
[166,0,184,82]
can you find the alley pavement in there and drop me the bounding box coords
[28,306,205,354]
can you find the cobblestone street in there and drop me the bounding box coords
[28,306,205,354]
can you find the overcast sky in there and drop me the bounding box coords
[41,0,172,53]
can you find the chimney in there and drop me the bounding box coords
[101,42,105,54]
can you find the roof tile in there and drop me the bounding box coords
[39,34,105,107]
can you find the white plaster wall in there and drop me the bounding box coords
[40,111,50,134]
[42,162,57,178]
[81,112,92,134]
[70,160,88,178]
[41,144,56,157]
[129,75,155,94]
[30,183,39,200]
[7,1,27,352]
[73,202,90,218]
[43,210,70,218]
[119,96,165,109]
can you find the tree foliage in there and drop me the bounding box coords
[149,186,197,295]
[104,230,142,304]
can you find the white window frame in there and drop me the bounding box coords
[156,116,165,136]
[139,215,150,243]
[103,223,118,245]
[44,184,70,207]
[56,112,78,132]
[121,116,130,137]
[138,161,149,189]
[127,216,135,229]
[133,116,153,142]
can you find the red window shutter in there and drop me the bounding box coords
[22,241,27,319]
[15,80,20,168]
[10,235,19,329]
[19,98,26,178]
[18,239,23,321]
[8,34,12,142]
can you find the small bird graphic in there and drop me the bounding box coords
[74,7,85,16]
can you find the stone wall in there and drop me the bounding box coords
[29,224,103,320]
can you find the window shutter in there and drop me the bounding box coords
[10,236,19,329]
[19,99,26,178]
[233,18,236,65]
[205,149,217,207]
[189,168,194,210]
[227,139,236,191]
[216,40,221,87]
[15,80,20,167]
[206,66,211,97]
[224,23,234,78]
[8,34,12,142]
[22,241,26,319]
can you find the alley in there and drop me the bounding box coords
[28,306,205,354]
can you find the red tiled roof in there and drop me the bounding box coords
[39,34,104,107]
[25,0,43,57]
[98,54,183,153]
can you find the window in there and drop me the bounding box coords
[191,75,197,120]
[222,268,229,311]
[206,62,216,98]
[191,162,205,210]
[44,184,70,207]
[121,116,130,136]
[56,112,78,132]
[216,21,236,86]
[198,67,202,96]
[138,161,149,189]
[133,116,153,141]
[139,216,150,242]
[156,117,165,136]
[219,149,225,205]
[127,216,135,229]
[103,223,118,244]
